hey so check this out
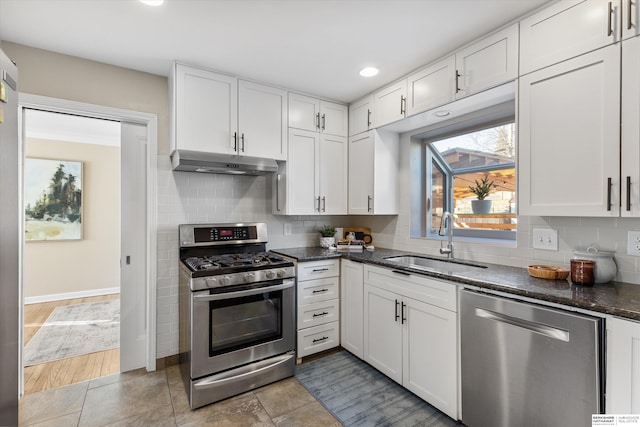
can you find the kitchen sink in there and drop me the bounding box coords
[383,255,487,274]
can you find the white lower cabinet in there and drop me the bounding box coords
[363,265,458,419]
[340,259,364,359]
[296,259,340,360]
[607,317,640,413]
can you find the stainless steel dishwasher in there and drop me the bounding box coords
[460,289,605,427]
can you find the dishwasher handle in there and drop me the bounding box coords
[475,307,570,342]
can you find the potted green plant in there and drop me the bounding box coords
[318,225,336,248]
[469,175,494,214]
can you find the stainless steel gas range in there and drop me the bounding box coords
[178,222,296,409]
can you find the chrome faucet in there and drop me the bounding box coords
[439,211,454,259]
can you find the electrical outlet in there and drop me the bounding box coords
[284,223,292,236]
[627,231,640,256]
[532,228,559,251]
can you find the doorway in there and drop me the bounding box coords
[18,94,158,396]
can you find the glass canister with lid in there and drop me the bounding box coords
[571,246,617,284]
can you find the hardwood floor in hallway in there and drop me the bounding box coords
[23,294,120,395]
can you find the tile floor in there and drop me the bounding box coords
[19,360,341,427]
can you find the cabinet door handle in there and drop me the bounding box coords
[400,95,406,115]
[316,112,320,130]
[317,196,321,212]
[312,311,328,318]
[321,113,326,130]
[241,133,245,152]
[233,132,238,152]
[455,70,461,93]
[367,109,372,127]
[322,196,326,212]
[627,176,632,211]
[395,299,400,322]
[629,0,634,30]
[276,174,281,212]
[607,177,613,211]
[608,1,614,36]
[401,302,406,324]
[367,195,372,212]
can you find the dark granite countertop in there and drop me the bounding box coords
[270,246,640,321]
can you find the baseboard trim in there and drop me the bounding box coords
[24,287,120,305]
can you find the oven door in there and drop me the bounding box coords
[189,278,295,379]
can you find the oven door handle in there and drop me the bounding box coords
[193,352,295,390]
[193,280,294,301]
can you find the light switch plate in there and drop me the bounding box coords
[627,231,640,256]
[532,228,559,251]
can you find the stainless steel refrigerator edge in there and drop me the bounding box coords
[0,47,20,427]
[460,289,604,427]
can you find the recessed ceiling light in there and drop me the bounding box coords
[359,67,379,77]
[139,0,164,6]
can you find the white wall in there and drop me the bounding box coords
[23,138,120,299]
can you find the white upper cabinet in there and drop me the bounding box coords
[348,129,399,215]
[623,0,640,39]
[238,80,287,160]
[406,56,456,117]
[518,45,621,216]
[172,63,237,155]
[520,0,621,75]
[349,95,373,136]
[171,63,286,160]
[277,128,347,215]
[288,93,348,137]
[405,24,518,118]
[373,79,407,128]
[455,23,519,96]
[622,35,640,216]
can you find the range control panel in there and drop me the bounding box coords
[179,223,267,247]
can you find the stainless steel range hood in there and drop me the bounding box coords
[171,150,278,175]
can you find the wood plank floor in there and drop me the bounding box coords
[23,294,120,395]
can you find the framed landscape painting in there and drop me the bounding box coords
[24,158,83,241]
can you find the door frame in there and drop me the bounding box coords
[18,93,158,384]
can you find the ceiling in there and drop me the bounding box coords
[0,0,550,104]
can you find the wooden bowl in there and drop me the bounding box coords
[527,265,570,280]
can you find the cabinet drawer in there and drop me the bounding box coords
[297,259,340,281]
[298,276,339,305]
[364,265,457,312]
[298,299,340,329]
[297,321,340,358]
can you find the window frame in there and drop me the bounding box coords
[424,117,516,241]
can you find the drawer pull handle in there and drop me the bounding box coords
[313,311,329,318]
[391,269,410,276]
[312,289,329,294]
[312,268,329,273]
[313,336,329,343]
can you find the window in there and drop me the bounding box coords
[426,120,516,240]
